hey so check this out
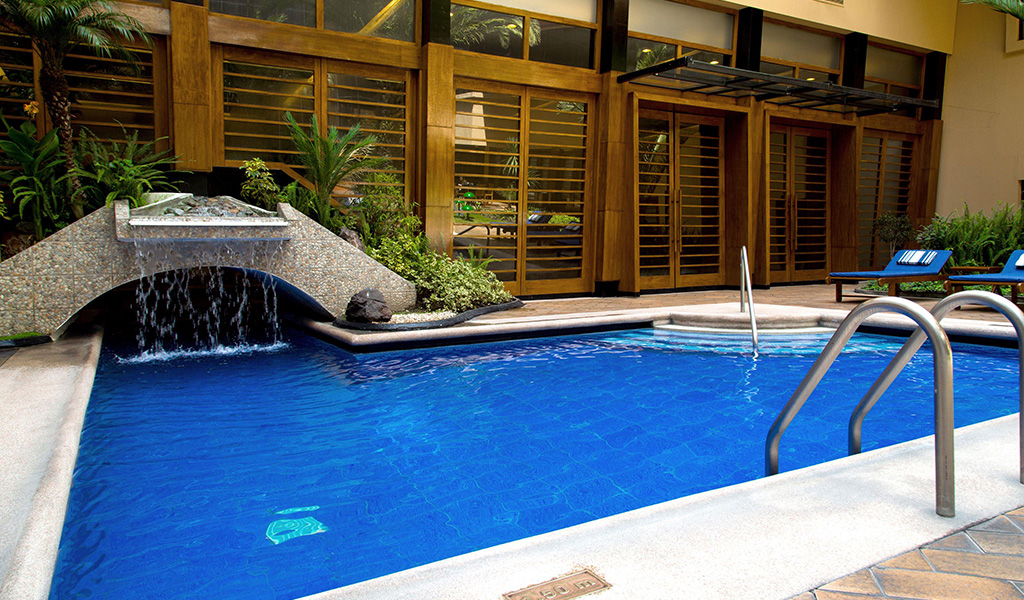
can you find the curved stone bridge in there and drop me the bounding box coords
[0,200,415,337]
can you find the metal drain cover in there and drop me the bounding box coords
[503,569,610,600]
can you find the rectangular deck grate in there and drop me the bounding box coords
[503,569,610,600]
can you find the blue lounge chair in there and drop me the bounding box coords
[947,250,1024,304]
[826,249,953,302]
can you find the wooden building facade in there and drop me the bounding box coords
[2,0,950,297]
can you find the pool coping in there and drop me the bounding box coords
[2,302,1021,600]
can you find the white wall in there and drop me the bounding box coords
[936,3,1024,217]
[720,0,957,53]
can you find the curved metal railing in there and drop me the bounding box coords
[764,296,956,517]
[848,290,1024,484]
[739,246,758,354]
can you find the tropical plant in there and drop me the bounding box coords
[283,112,388,225]
[338,172,419,250]
[961,0,1024,19]
[450,4,540,52]
[916,203,1024,267]
[240,158,280,209]
[0,0,151,219]
[0,114,65,240]
[369,232,513,313]
[872,212,915,259]
[74,126,183,208]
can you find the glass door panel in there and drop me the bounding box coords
[769,125,830,282]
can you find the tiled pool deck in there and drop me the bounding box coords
[2,283,1023,600]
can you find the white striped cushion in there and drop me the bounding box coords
[896,250,936,266]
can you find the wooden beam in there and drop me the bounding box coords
[595,73,630,290]
[420,43,455,253]
[170,3,213,171]
[455,51,602,93]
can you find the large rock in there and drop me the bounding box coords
[336,227,364,252]
[342,288,392,323]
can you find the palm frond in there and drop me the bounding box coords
[962,0,1024,20]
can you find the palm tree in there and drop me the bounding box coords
[961,0,1024,19]
[283,112,388,225]
[0,0,150,219]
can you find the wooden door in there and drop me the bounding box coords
[637,110,725,290]
[769,125,830,282]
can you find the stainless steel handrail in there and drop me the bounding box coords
[849,290,1024,484]
[740,246,758,353]
[764,297,956,517]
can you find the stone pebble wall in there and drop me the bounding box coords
[0,201,415,337]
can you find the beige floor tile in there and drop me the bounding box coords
[970,531,1024,556]
[819,569,881,594]
[926,532,983,553]
[923,549,1024,580]
[877,550,935,571]
[875,567,1023,600]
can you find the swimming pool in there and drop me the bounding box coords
[49,328,1019,599]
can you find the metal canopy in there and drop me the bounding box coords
[617,56,939,117]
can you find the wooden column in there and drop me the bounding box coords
[169,3,213,171]
[915,119,943,225]
[830,126,860,272]
[594,74,631,292]
[922,52,947,121]
[735,8,763,71]
[724,113,751,287]
[419,43,455,253]
[842,33,867,89]
[749,108,770,286]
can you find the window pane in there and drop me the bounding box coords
[680,45,728,66]
[761,22,840,70]
[222,61,315,165]
[324,0,415,42]
[629,0,733,50]
[453,89,522,282]
[66,45,157,141]
[452,5,524,59]
[327,71,407,201]
[530,20,593,69]
[209,0,315,28]
[866,45,923,86]
[627,37,676,71]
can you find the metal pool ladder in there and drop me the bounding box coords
[739,246,758,353]
[764,291,1024,518]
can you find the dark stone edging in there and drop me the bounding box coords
[333,299,524,331]
[0,335,51,349]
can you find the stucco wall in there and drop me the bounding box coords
[937,3,1024,218]
[717,0,957,52]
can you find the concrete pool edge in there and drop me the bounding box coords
[296,301,1024,352]
[299,415,1024,600]
[0,325,103,600]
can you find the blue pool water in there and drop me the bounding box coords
[50,329,1019,599]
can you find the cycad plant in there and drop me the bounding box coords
[0,115,65,240]
[283,112,387,226]
[0,0,150,219]
[961,0,1024,19]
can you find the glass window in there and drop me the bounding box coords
[66,44,158,141]
[680,45,728,66]
[209,0,315,28]
[529,20,593,69]
[494,0,596,23]
[629,0,734,51]
[327,71,407,201]
[627,37,676,71]
[0,33,36,129]
[866,45,923,87]
[451,5,525,59]
[222,60,315,165]
[324,0,415,42]
[761,22,841,71]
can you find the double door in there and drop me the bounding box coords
[637,110,725,290]
[769,125,830,282]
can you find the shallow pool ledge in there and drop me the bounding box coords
[300,414,1024,600]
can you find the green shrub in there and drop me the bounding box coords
[339,172,420,249]
[74,126,183,208]
[549,214,580,226]
[370,233,513,313]
[240,158,280,209]
[0,114,66,241]
[917,203,1024,267]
